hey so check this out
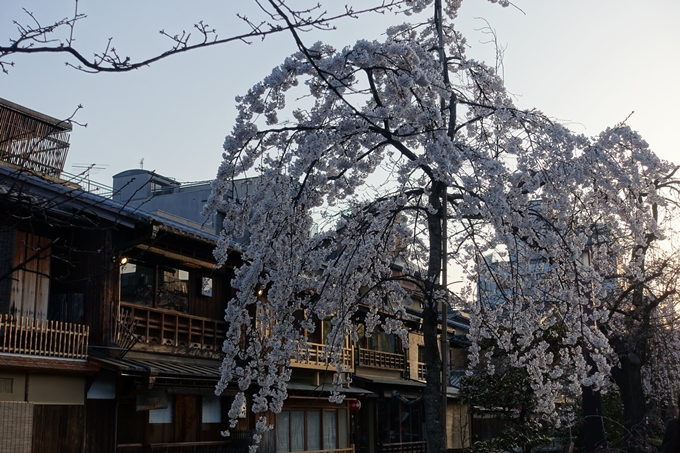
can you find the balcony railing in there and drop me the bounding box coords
[358,348,404,370]
[381,441,426,453]
[118,443,355,453]
[305,448,354,453]
[416,362,426,381]
[292,341,354,372]
[118,303,227,354]
[117,441,232,453]
[0,314,89,359]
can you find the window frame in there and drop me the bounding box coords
[119,257,191,312]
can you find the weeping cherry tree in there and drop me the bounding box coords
[204,1,680,451]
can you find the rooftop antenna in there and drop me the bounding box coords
[139,158,144,169]
[71,163,109,179]
[71,163,109,192]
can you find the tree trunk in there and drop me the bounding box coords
[422,302,446,453]
[611,351,648,452]
[422,182,447,453]
[581,385,605,452]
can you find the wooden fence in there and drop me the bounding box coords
[0,314,89,359]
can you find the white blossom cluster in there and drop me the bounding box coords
[204,0,680,435]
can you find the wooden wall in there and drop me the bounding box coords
[57,229,115,346]
[31,405,85,453]
[85,400,116,453]
[190,274,229,320]
[0,226,17,313]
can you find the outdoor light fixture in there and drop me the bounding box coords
[119,257,129,265]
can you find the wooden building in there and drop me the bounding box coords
[0,97,249,453]
[0,97,473,453]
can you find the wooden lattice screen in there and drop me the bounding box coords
[0,97,71,178]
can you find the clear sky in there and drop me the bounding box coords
[2,0,679,185]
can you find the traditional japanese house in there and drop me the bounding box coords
[0,97,474,453]
[0,98,98,453]
[0,98,251,453]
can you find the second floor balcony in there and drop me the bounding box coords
[291,341,354,372]
[115,302,227,358]
[358,348,405,370]
[0,313,89,360]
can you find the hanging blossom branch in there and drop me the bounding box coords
[0,0,413,74]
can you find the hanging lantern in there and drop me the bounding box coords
[349,400,361,412]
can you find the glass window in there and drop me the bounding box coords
[277,408,346,452]
[277,411,291,453]
[120,262,155,306]
[323,411,337,450]
[120,260,190,311]
[307,410,321,451]
[149,396,175,443]
[338,409,348,448]
[376,399,423,444]
[157,267,189,311]
[150,398,173,424]
[291,411,305,452]
[202,395,221,424]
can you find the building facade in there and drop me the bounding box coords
[0,97,471,453]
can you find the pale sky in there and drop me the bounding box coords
[2,0,679,185]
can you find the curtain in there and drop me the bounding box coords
[323,411,337,449]
[277,412,290,452]
[291,411,305,452]
[307,410,321,451]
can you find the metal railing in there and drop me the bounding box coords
[119,303,227,353]
[60,170,114,198]
[358,348,405,370]
[0,314,89,359]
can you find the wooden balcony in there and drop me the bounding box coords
[358,348,404,370]
[0,314,89,359]
[292,341,354,372]
[118,303,227,357]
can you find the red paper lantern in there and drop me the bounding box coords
[349,400,361,412]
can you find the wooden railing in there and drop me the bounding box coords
[119,303,227,353]
[292,341,354,372]
[358,348,404,370]
[305,447,355,453]
[118,441,232,453]
[118,443,354,453]
[0,314,89,359]
[381,441,426,453]
[417,362,426,381]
